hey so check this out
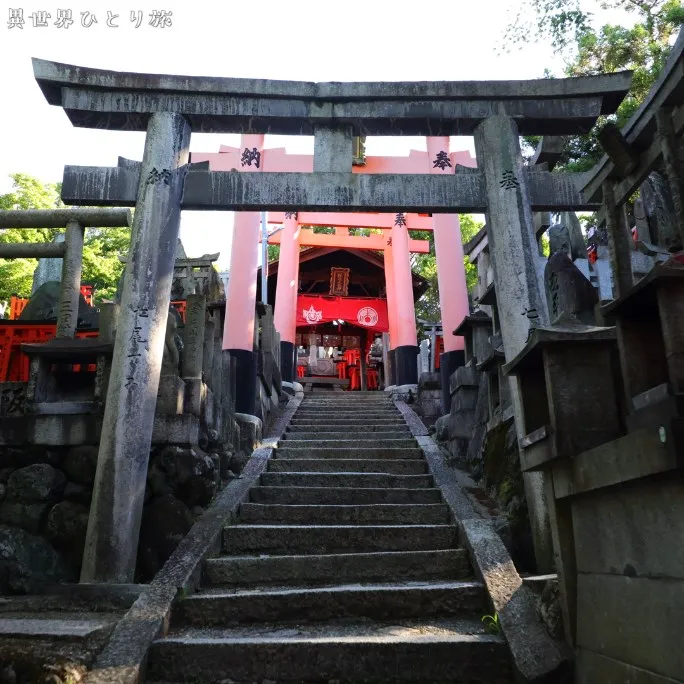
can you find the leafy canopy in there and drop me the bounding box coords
[506,0,684,170]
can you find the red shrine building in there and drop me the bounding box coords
[258,246,428,390]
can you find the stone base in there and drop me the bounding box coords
[280,341,295,384]
[394,345,419,386]
[151,415,200,445]
[226,349,257,416]
[440,350,465,414]
[385,384,418,402]
[235,413,262,454]
[156,375,185,416]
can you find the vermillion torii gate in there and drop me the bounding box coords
[191,144,475,395]
[34,57,631,582]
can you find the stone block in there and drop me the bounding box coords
[418,372,441,391]
[450,387,479,413]
[235,413,262,455]
[447,410,476,440]
[156,375,185,416]
[184,377,203,417]
[6,463,66,503]
[450,364,479,394]
[151,415,199,445]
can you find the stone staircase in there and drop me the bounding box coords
[145,393,513,683]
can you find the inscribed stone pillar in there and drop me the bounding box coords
[182,294,207,416]
[223,134,264,414]
[474,115,554,573]
[80,112,190,583]
[427,137,468,412]
[32,232,65,294]
[391,216,418,385]
[56,220,84,338]
[273,213,300,383]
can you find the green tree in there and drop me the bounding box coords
[0,173,131,305]
[506,0,684,170]
[412,214,484,324]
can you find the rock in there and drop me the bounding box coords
[62,445,99,486]
[180,475,216,508]
[0,501,51,534]
[46,501,89,548]
[19,280,98,328]
[6,464,66,503]
[137,495,194,581]
[62,482,92,505]
[434,415,449,442]
[538,579,563,640]
[0,524,70,594]
[0,484,5,501]
[0,468,14,484]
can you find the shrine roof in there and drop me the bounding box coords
[33,58,633,136]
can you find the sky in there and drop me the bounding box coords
[0,0,629,268]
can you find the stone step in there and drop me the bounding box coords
[287,423,409,433]
[147,618,511,683]
[295,411,401,419]
[289,419,407,428]
[278,438,418,449]
[204,549,471,586]
[274,447,424,460]
[174,581,485,626]
[250,486,442,505]
[267,459,427,475]
[260,472,434,489]
[222,524,458,555]
[283,430,412,440]
[0,614,118,641]
[301,401,395,407]
[238,503,450,525]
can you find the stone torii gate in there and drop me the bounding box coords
[34,57,631,582]
[191,143,475,394]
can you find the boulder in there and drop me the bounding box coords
[0,501,51,534]
[45,501,89,571]
[137,495,194,581]
[0,524,70,594]
[62,445,99,486]
[6,464,66,503]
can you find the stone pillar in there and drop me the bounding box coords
[56,220,85,338]
[603,180,633,299]
[391,218,418,385]
[183,294,207,416]
[655,108,684,248]
[223,134,264,415]
[474,115,554,573]
[80,112,190,583]
[274,214,300,383]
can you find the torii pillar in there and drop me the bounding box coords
[427,137,470,411]
[223,134,263,415]
[273,212,300,383]
[391,216,419,385]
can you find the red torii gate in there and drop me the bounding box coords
[191,139,475,386]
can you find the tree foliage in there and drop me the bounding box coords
[0,174,131,306]
[507,0,684,170]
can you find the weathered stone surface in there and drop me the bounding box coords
[0,524,70,593]
[19,280,98,328]
[137,495,194,581]
[62,445,99,486]
[6,464,66,503]
[544,252,599,325]
[0,501,50,534]
[35,57,631,136]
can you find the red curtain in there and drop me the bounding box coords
[296,295,389,333]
